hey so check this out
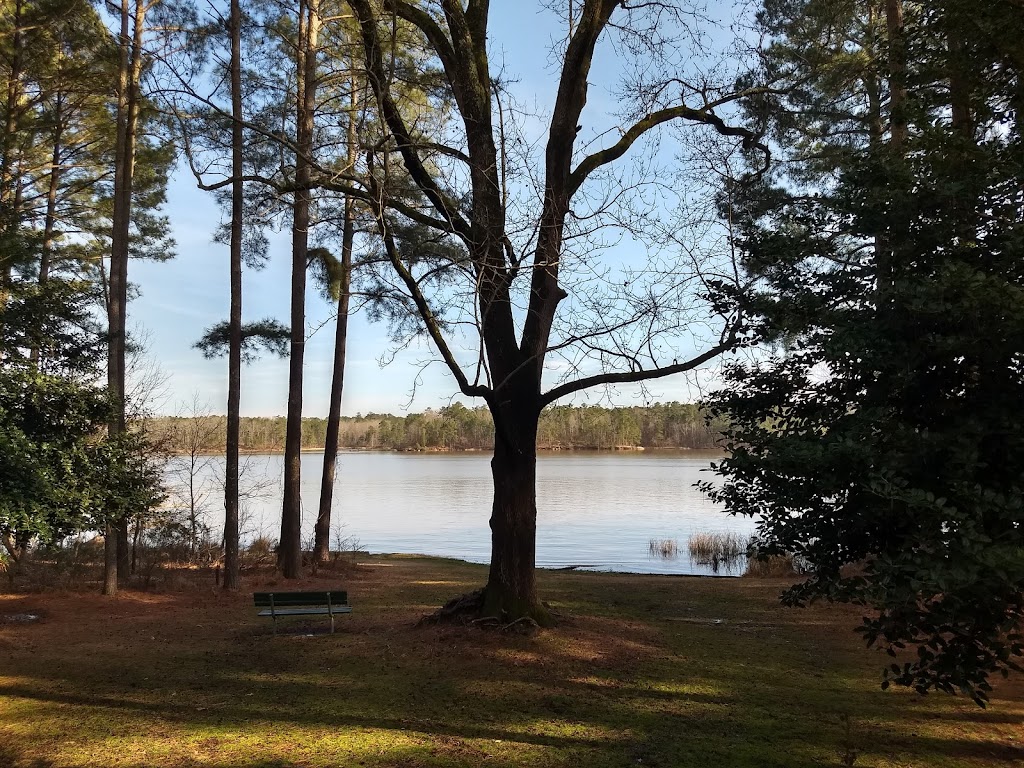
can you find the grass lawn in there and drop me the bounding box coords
[1,555,1022,767]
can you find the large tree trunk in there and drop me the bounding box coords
[279,0,320,579]
[223,0,243,591]
[104,0,132,597]
[481,398,551,625]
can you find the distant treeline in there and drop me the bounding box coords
[146,402,725,453]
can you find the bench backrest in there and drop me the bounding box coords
[253,591,347,608]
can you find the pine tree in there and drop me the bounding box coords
[705,0,1024,703]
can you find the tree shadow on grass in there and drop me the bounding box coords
[2,569,1023,768]
[0,741,544,768]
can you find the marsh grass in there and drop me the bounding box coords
[647,538,678,559]
[687,531,749,572]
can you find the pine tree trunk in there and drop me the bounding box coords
[885,0,907,149]
[30,110,62,366]
[38,108,61,286]
[314,81,358,564]
[0,0,24,336]
[104,0,132,596]
[107,0,146,589]
[313,206,353,563]
[280,0,320,579]
[223,0,243,591]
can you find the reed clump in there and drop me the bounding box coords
[648,538,679,559]
[688,531,748,563]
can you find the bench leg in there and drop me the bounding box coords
[330,614,335,634]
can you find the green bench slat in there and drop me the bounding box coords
[253,591,347,608]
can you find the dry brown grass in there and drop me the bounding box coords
[744,554,799,577]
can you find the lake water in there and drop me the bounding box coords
[172,450,756,576]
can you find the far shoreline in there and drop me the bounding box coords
[165,446,727,457]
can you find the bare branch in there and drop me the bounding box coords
[539,323,741,407]
[568,104,769,197]
[367,172,490,401]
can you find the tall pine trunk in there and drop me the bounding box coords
[313,82,358,564]
[280,0,320,578]
[223,0,243,591]
[30,100,63,367]
[105,0,146,593]
[38,109,62,286]
[885,0,907,149]
[313,201,353,563]
[0,0,24,332]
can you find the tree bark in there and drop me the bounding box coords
[313,201,353,563]
[38,110,62,286]
[103,523,118,595]
[0,0,24,328]
[314,80,358,564]
[31,101,63,366]
[482,394,550,625]
[223,0,243,591]
[885,0,907,149]
[280,0,320,579]
[106,0,146,591]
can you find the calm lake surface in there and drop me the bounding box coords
[179,450,756,576]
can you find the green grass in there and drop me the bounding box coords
[1,555,1021,767]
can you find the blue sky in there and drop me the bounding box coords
[131,2,738,418]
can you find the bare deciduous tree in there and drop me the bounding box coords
[344,0,768,622]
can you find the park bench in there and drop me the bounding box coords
[253,590,351,634]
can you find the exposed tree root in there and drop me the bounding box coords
[499,615,540,634]
[416,588,548,633]
[416,588,486,627]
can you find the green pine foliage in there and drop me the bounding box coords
[0,0,171,566]
[705,0,1024,703]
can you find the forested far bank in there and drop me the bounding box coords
[146,402,724,453]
